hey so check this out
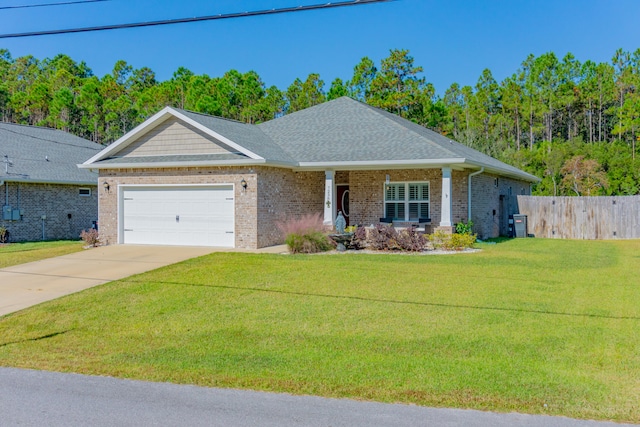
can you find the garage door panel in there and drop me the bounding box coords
[121,186,235,247]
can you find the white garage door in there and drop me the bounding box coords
[121,185,235,247]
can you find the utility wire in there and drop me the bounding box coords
[0,0,108,11]
[0,0,393,39]
[0,126,101,151]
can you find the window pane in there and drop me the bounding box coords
[409,184,418,201]
[409,203,419,220]
[420,203,429,219]
[385,202,405,221]
[398,185,405,201]
[385,184,403,201]
[421,184,429,200]
[385,203,394,219]
[409,183,429,201]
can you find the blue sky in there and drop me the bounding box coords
[1,0,639,95]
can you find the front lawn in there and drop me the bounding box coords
[0,240,84,268]
[0,238,638,423]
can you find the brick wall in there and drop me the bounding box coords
[98,167,258,248]
[97,166,532,248]
[99,166,324,249]
[470,173,531,239]
[256,169,324,247]
[348,169,469,230]
[0,182,98,242]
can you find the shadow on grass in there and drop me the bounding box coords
[124,279,640,321]
[0,329,74,348]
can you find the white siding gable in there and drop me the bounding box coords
[118,117,238,157]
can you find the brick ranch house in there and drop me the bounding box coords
[80,97,539,248]
[1,122,102,242]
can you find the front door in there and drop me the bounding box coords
[336,185,350,226]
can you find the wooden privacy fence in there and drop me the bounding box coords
[516,195,640,239]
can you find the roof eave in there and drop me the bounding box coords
[0,177,97,186]
[82,107,265,166]
[463,160,541,182]
[295,158,468,171]
[78,158,296,170]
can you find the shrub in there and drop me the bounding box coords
[285,231,334,254]
[80,228,100,247]
[428,229,476,251]
[455,220,474,235]
[350,225,368,250]
[277,213,333,254]
[396,226,427,252]
[0,226,8,243]
[367,224,401,251]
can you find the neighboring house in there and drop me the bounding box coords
[1,123,102,242]
[80,97,539,248]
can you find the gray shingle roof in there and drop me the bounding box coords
[1,122,101,185]
[174,109,295,164]
[258,97,538,181]
[85,98,538,182]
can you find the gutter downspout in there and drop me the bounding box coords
[468,167,485,222]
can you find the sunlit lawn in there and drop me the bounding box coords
[0,238,638,423]
[0,240,84,268]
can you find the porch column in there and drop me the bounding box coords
[440,167,453,227]
[323,170,335,227]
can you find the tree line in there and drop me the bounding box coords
[0,48,638,196]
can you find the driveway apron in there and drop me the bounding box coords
[0,245,220,317]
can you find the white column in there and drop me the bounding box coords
[323,170,335,226]
[440,167,453,227]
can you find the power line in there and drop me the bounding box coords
[0,126,101,151]
[0,0,108,11]
[0,0,393,39]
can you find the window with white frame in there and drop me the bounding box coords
[384,182,430,221]
[79,188,91,197]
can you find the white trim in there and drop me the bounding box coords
[323,170,335,226]
[297,158,466,170]
[83,107,264,167]
[79,159,273,169]
[117,183,235,247]
[170,109,263,160]
[383,181,430,222]
[84,108,174,164]
[440,167,452,227]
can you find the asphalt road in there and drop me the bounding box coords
[0,367,632,427]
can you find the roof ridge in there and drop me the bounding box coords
[349,99,462,159]
[1,120,73,134]
[173,107,251,126]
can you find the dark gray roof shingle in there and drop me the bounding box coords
[258,97,538,181]
[0,122,101,184]
[175,109,295,164]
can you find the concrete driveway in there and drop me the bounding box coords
[0,244,284,317]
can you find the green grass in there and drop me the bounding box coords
[0,240,84,268]
[0,238,638,422]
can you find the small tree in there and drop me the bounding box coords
[560,155,609,196]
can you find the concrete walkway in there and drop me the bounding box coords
[0,244,288,316]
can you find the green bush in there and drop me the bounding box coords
[455,220,474,235]
[277,213,334,254]
[429,229,476,251]
[285,231,334,254]
[0,226,8,243]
